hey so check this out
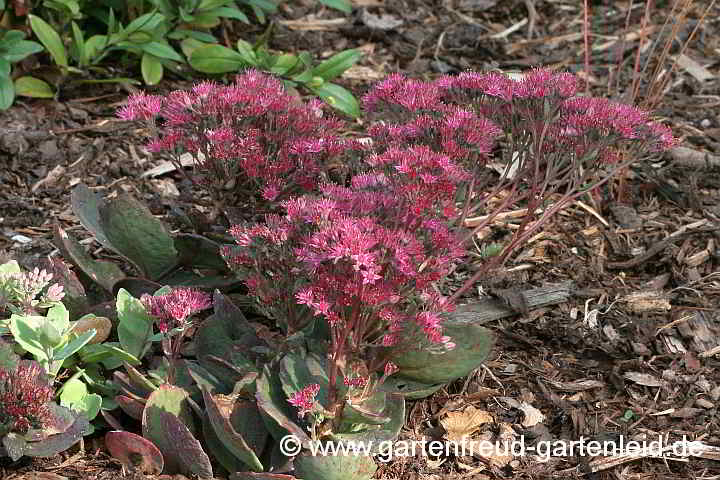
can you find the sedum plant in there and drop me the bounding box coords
[90,68,675,480]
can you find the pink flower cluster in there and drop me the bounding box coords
[0,360,54,434]
[288,383,321,418]
[118,70,357,203]
[141,288,212,333]
[363,68,676,162]
[225,156,465,351]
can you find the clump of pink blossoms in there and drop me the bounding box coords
[288,384,321,418]
[0,359,54,434]
[117,70,361,217]
[141,288,212,385]
[141,287,212,333]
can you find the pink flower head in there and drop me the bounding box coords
[45,283,65,302]
[288,383,321,418]
[344,376,368,389]
[384,362,399,377]
[141,288,212,332]
[0,360,54,434]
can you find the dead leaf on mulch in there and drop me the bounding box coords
[440,405,493,444]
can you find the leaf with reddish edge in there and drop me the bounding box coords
[53,223,125,292]
[101,410,124,431]
[293,449,377,480]
[201,385,265,472]
[116,395,146,420]
[201,412,247,474]
[255,363,311,446]
[23,415,90,458]
[70,183,113,250]
[105,430,164,475]
[142,385,206,477]
[157,409,213,479]
[94,192,178,280]
[123,362,158,396]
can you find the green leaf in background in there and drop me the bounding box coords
[85,35,108,62]
[28,14,69,68]
[180,38,209,60]
[311,49,362,81]
[0,75,14,110]
[14,76,55,98]
[116,288,155,360]
[269,53,299,75]
[235,39,258,66]
[3,39,45,62]
[141,53,164,85]
[310,82,360,118]
[141,41,184,62]
[189,44,248,73]
[211,6,249,23]
[318,0,352,13]
[53,329,96,362]
[0,58,9,77]
[71,21,87,66]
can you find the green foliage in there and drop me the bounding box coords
[190,42,363,117]
[0,29,44,109]
[10,0,356,111]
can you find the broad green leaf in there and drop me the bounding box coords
[309,82,360,118]
[0,259,21,275]
[122,12,166,39]
[269,53,298,75]
[116,288,154,360]
[3,40,44,62]
[46,302,70,332]
[170,29,216,43]
[318,0,352,13]
[0,58,10,78]
[85,35,108,61]
[235,39,258,66]
[141,41,184,62]
[0,70,15,110]
[97,193,178,280]
[28,15,68,68]
[71,21,87,66]
[180,38,209,60]
[9,315,48,361]
[0,71,14,110]
[189,44,247,73]
[59,377,102,421]
[141,53,163,85]
[311,48,362,81]
[0,30,25,47]
[245,0,277,14]
[198,0,233,9]
[14,76,55,98]
[53,329,96,361]
[211,6,250,23]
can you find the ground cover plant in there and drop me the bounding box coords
[0,62,679,479]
